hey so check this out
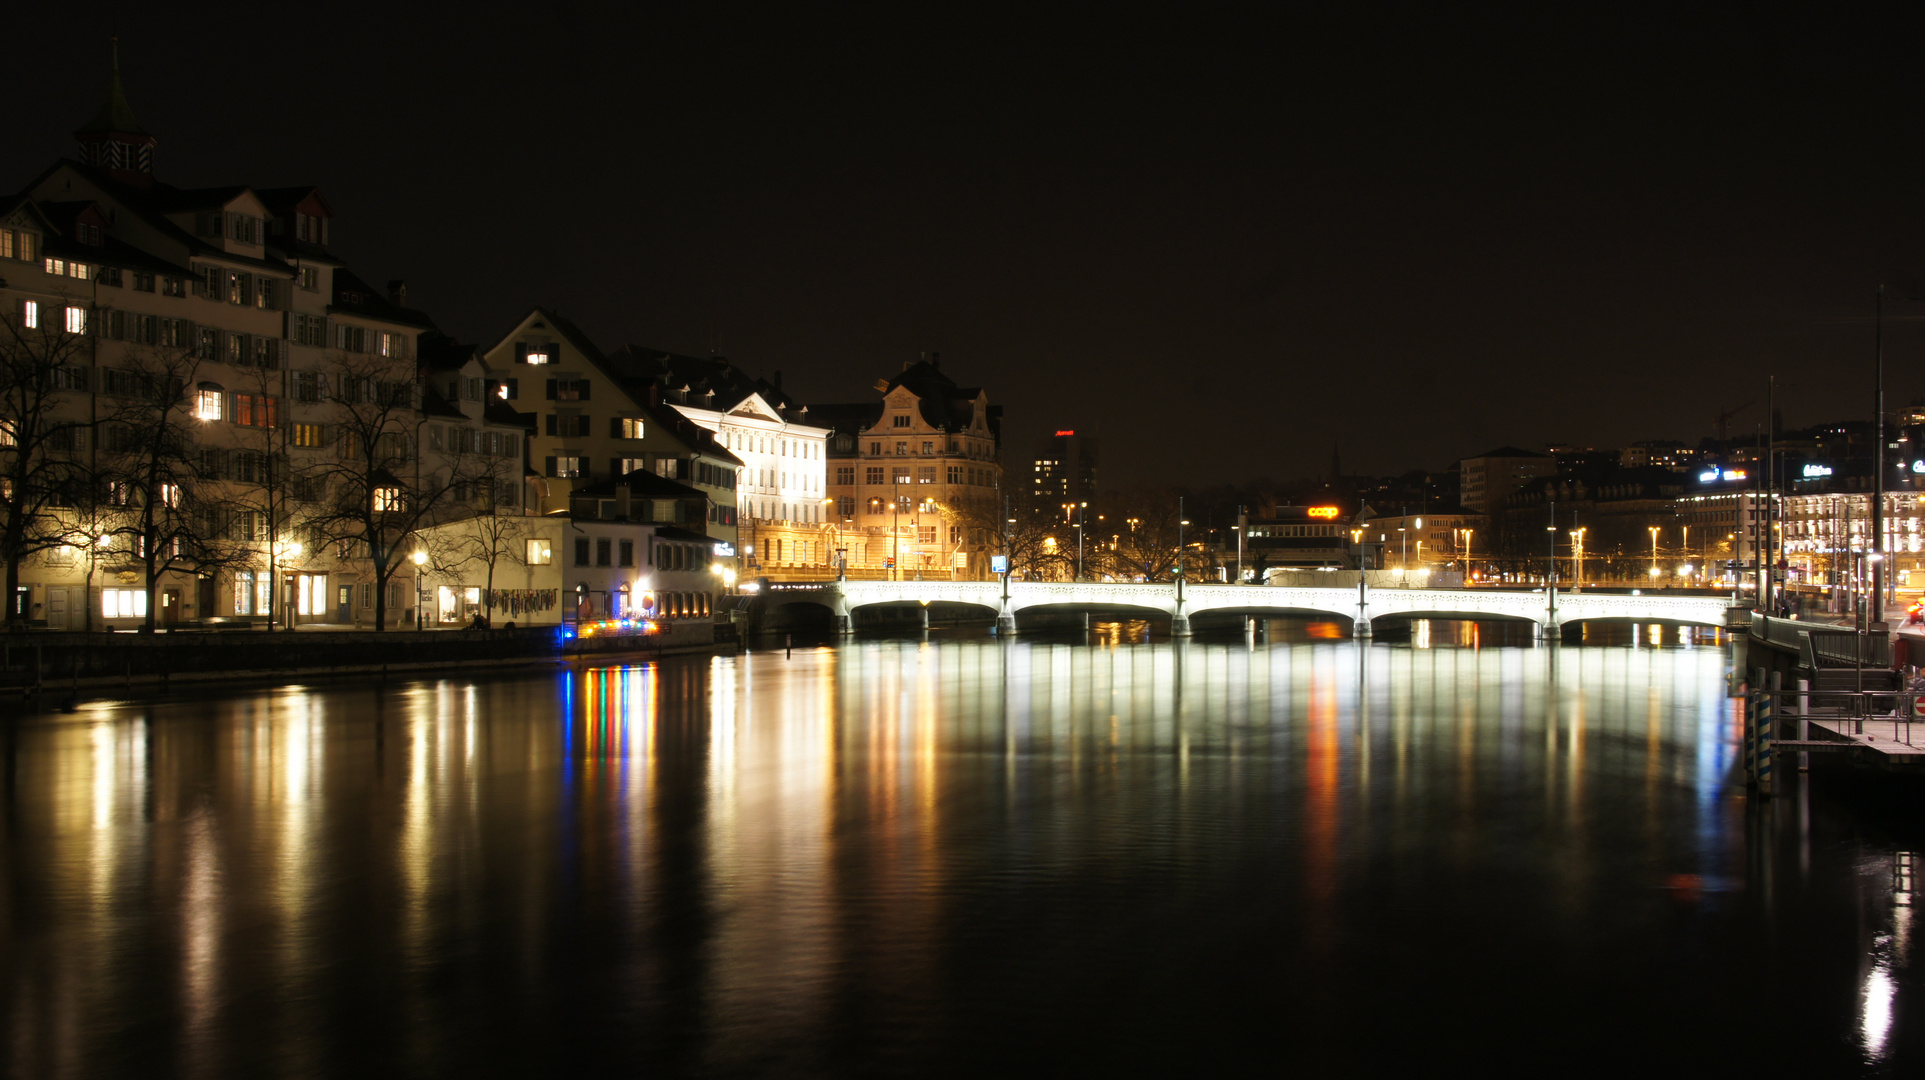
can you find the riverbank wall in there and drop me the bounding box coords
[0,621,725,696]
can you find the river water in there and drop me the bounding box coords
[3,629,1922,1077]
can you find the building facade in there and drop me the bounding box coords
[818,358,1003,579]
[3,67,524,630]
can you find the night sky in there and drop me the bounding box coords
[13,7,1925,487]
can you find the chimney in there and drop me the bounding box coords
[387,279,407,307]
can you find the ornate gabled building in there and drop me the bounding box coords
[1,52,526,630]
[816,356,1004,580]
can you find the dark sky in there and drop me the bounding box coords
[14,6,1925,487]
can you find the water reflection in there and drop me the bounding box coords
[1,637,1918,1074]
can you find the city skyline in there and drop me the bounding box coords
[11,10,1925,488]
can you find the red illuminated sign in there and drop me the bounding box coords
[1055,430,1075,436]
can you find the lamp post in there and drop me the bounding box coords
[412,548,428,630]
[1648,525,1660,584]
[1075,500,1088,581]
[1571,527,1586,588]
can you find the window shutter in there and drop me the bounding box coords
[609,416,621,438]
[545,414,557,436]
[545,379,557,400]
[516,343,528,364]
[610,458,622,479]
[545,456,557,477]
[578,381,590,401]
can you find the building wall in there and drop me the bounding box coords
[670,396,831,577]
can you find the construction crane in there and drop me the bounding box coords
[1715,399,1755,444]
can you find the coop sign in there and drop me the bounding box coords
[1307,506,1341,519]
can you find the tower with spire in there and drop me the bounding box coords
[74,38,157,188]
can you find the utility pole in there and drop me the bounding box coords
[1236,504,1246,584]
[1874,287,1889,622]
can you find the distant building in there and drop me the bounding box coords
[1619,440,1699,471]
[1242,505,1354,574]
[1459,446,1554,513]
[1355,509,1479,582]
[1029,429,1098,520]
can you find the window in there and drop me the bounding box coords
[869,442,881,455]
[894,468,912,484]
[838,496,855,518]
[102,588,147,619]
[234,571,271,616]
[494,379,518,400]
[919,526,936,544]
[947,466,961,484]
[596,538,611,567]
[162,277,185,297]
[518,343,552,364]
[892,414,911,428]
[292,371,323,402]
[298,267,319,291]
[617,457,646,474]
[619,539,634,567]
[547,456,583,478]
[918,467,936,484]
[338,324,371,353]
[292,314,327,347]
[196,389,224,421]
[373,487,402,512]
[618,417,644,439]
[20,300,37,328]
[839,466,857,485]
[546,414,591,438]
[234,395,278,428]
[133,271,155,292]
[921,441,934,455]
[98,267,122,287]
[574,537,590,566]
[158,483,181,508]
[527,538,553,565]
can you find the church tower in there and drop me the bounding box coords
[74,39,157,188]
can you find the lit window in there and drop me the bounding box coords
[373,487,402,512]
[102,588,147,618]
[21,301,37,329]
[620,418,644,439]
[526,350,550,365]
[527,538,552,565]
[159,483,181,508]
[196,389,224,421]
[44,258,64,275]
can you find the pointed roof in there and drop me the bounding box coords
[76,39,149,138]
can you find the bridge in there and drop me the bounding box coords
[758,578,1742,638]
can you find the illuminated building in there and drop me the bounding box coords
[604,346,831,580]
[815,355,1003,579]
[2,51,522,629]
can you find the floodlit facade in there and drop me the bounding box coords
[818,357,1004,579]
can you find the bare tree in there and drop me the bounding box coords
[97,346,245,631]
[302,350,490,630]
[1098,491,1186,583]
[0,315,92,625]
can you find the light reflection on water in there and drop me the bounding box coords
[2,635,1921,1075]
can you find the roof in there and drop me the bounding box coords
[75,46,149,137]
[419,386,466,419]
[606,344,810,415]
[814,358,1002,439]
[486,307,743,466]
[652,525,717,544]
[569,469,707,501]
[331,268,435,329]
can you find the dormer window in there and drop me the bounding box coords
[517,342,553,365]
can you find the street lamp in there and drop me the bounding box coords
[1571,527,1586,587]
[412,548,428,630]
[1648,525,1660,584]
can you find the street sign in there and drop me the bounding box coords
[990,555,1009,574]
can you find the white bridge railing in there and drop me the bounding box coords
[762,580,1739,638]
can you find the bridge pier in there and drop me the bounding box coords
[1171,614,1192,638]
[995,612,1017,636]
